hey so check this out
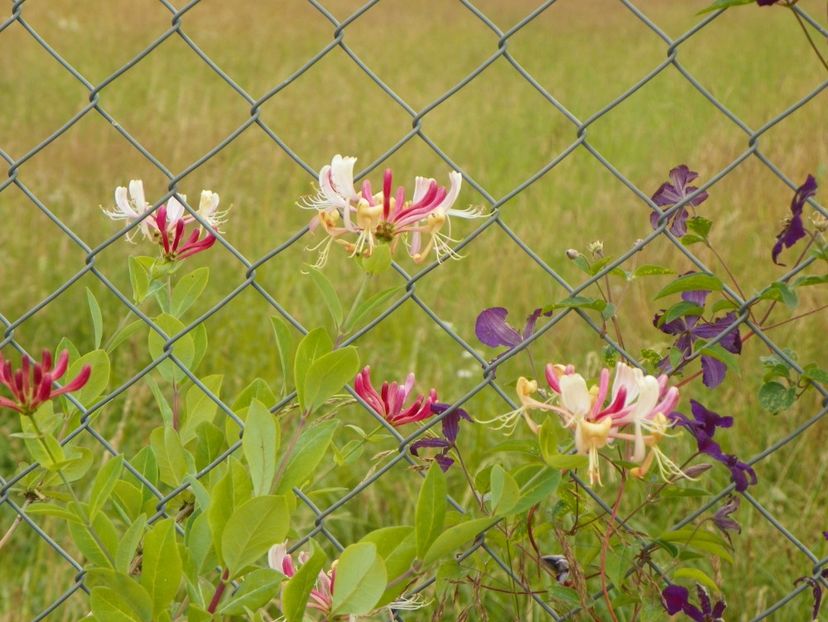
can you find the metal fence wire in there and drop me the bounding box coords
[1,0,827,619]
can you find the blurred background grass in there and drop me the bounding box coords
[0,0,826,620]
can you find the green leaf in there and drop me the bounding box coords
[360,527,417,606]
[25,502,83,524]
[632,264,675,278]
[106,319,145,354]
[331,542,387,616]
[150,426,189,487]
[489,465,520,515]
[65,349,111,409]
[282,544,327,622]
[416,464,447,559]
[141,518,183,616]
[89,455,124,520]
[115,514,147,574]
[184,511,213,576]
[222,496,290,577]
[686,216,713,239]
[293,328,333,411]
[303,347,360,413]
[553,296,607,313]
[659,302,704,325]
[655,273,723,299]
[194,421,227,472]
[90,584,152,622]
[658,528,734,563]
[275,420,338,494]
[758,381,796,413]
[360,243,392,274]
[341,287,403,333]
[510,467,561,515]
[793,274,828,288]
[180,375,223,444]
[86,288,104,349]
[307,267,344,327]
[128,256,157,304]
[218,568,283,615]
[803,364,828,386]
[208,460,253,564]
[68,509,118,568]
[422,517,497,566]
[147,314,195,382]
[146,377,173,427]
[605,545,633,590]
[243,399,279,497]
[711,299,738,314]
[270,316,296,395]
[698,0,754,14]
[171,267,209,317]
[759,282,798,308]
[673,567,719,592]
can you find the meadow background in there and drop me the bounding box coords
[0,0,826,619]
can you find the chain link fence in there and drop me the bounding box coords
[0,0,826,619]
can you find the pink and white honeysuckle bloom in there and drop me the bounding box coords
[543,361,683,485]
[268,543,334,615]
[104,182,227,243]
[301,155,484,267]
[354,366,437,426]
[102,179,154,241]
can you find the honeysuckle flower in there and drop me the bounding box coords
[301,155,484,267]
[268,543,334,615]
[476,376,554,435]
[545,362,681,485]
[475,307,544,349]
[650,165,709,236]
[772,174,817,265]
[196,190,228,232]
[354,366,437,426]
[102,179,154,241]
[155,203,217,262]
[654,287,742,389]
[0,349,91,415]
[662,584,725,622]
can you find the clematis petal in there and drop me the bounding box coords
[701,355,727,389]
[662,585,690,615]
[475,307,522,348]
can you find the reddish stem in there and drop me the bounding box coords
[207,568,229,613]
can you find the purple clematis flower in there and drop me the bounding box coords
[409,402,472,472]
[670,400,757,492]
[650,165,709,236]
[757,0,780,5]
[772,175,817,266]
[662,584,726,621]
[475,307,544,349]
[654,288,742,389]
[794,569,828,622]
[713,496,741,539]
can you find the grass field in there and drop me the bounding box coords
[0,0,826,620]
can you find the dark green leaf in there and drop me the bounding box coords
[758,381,796,413]
[655,274,723,299]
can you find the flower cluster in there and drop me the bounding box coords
[662,584,726,621]
[301,154,484,267]
[487,361,682,485]
[0,350,90,415]
[654,285,742,389]
[354,366,437,426]
[103,180,226,261]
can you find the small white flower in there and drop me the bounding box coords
[196,189,228,232]
[102,179,154,241]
